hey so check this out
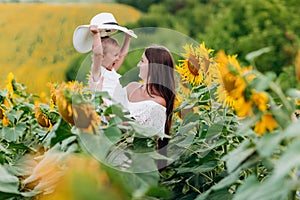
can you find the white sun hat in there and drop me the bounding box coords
[73,12,137,53]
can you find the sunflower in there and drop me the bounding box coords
[40,154,126,200]
[47,82,57,106]
[176,44,203,86]
[196,43,219,86]
[5,72,15,94]
[215,50,254,114]
[233,97,253,118]
[56,81,100,133]
[35,104,60,129]
[251,90,268,112]
[22,150,65,195]
[0,106,9,126]
[0,107,3,120]
[254,113,278,135]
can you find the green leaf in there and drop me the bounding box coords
[6,110,24,123]
[119,67,140,87]
[104,105,124,117]
[175,133,195,148]
[206,123,224,139]
[245,47,272,61]
[103,126,122,144]
[49,119,73,147]
[0,144,12,155]
[145,185,171,199]
[212,168,240,190]
[233,175,289,200]
[127,153,158,173]
[203,188,233,200]
[255,130,282,157]
[78,132,113,163]
[224,140,255,173]
[273,140,300,179]
[1,122,26,142]
[283,120,300,139]
[8,142,30,151]
[177,161,218,174]
[177,121,198,135]
[0,165,19,194]
[128,121,168,139]
[232,175,259,200]
[113,169,159,198]
[183,112,200,124]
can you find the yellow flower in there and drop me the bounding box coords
[295,98,300,105]
[5,72,14,95]
[47,82,57,106]
[0,107,3,120]
[176,42,217,87]
[178,82,191,96]
[35,105,53,129]
[251,91,268,111]
[40,154,125,200]
[176,44,203,86]
[215,50,255,116]
[0,107,9,126]
[3,99,11,108]
[215,50,247,108]
[254,113,278,135]
[39,92,47,104]
[174,93,183,110]
[56,81,100,133]
[22,150,65,195]
[234,97,253,118]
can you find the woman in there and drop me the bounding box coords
[125,46,175,170]
[90,45,176,171]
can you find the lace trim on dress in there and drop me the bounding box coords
[127,100,166,133]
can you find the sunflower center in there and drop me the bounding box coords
[223,76,236,92]
[187,55,200,76]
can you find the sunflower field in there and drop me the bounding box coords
[1,37,300,199]
[0,3,141,95]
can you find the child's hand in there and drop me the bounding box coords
[126,30,135,38]
[90,25,99,34]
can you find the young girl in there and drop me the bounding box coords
[88,25,133,106]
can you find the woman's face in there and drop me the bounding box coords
[137,52,149,81]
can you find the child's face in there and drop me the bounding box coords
[102,44,120,69]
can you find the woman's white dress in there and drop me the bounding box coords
[89,66,167,132]
[89,67,167,170]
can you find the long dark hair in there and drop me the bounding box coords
[144,46,175,171]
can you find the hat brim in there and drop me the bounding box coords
[98,24,137,38]
[73,25,137,54]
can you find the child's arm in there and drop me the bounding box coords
[113,31,133,71]
[90,25,103,82]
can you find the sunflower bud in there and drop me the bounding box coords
[0,107,3,120]
[35,106,51,128]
